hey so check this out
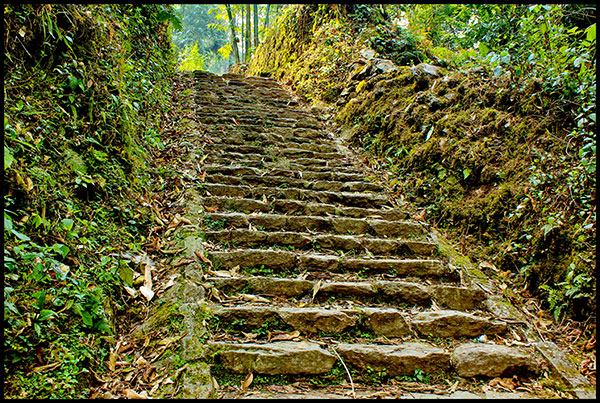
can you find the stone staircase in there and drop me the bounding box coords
[164,71,593,398]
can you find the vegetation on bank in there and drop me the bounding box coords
[3,4,177,397]
[247,4,596,321]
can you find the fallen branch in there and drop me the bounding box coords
[330,346,355,398]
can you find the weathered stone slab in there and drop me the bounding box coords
[279,307,357,333]
[368,219,425,237]
[210,341,336,375]
[210,305,278,327]
[342,258,447,277]
[298,254,339,271]
[320,281,376,296]
[360,307,412,337]
[376,281,431,305]
[452,343,539,378]
[208,249,296,270]
[433,285,487,311]
[410,310,507,338]
[336,342,451,376]
[534,341,591,389]
[249,276,313,297]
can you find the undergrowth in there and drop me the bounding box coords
[3,4,178,398]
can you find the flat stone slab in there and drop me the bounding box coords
[278,307,358,333]
[534,341,591,389]
[335,342,451,376]
[209,341,336,375]
[451,342,540,378]
[410,310,507,338]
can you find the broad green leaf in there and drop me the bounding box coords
[11,229,30,241]
[120,265,134,286]
[585,23,596,42]
[4,146,14,170]
[38,309,57,321]
[81,311,94,327]
[60,218,74,231]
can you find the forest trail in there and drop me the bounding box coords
[152,71,594,399]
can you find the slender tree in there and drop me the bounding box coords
[245,4,251,62]
[225,4,240,64]
[253,4,259,47]
[264,4,272,30]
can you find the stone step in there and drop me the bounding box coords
[204,173,385,193]
[211,136,339,153]
[200,184,389,209]
[208,304,506,339]
[203,229,435,256]
[194,196,410,220]
[207,276,487,311]
[205,151,356,168]
[206,249,450,278]
[208,340,538,378]
[200,212,424,238]
[203,129,334,145]
[202,165,368,182]
[206,144,342,161]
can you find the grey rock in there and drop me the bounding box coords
[336,342,450,376]
[361,307,412,337]
[278,307,357,333]
[320,281,376,296]
[433,285,487,311]
[452,342,539,378]
[377,281,431,305]
[210,341,336,375]
[410,310,507,338]
[298,254,339,272]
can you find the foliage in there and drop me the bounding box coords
[3,4,177,398]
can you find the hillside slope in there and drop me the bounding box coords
[246,4,596,322]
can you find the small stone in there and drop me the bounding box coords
[452,343,539,378]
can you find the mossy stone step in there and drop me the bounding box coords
[206,144,342,160]
[201,212,424,237]
[206,276,486,310]
[202,165,368,183]
[208,341,336,375]
[194,196,410,220]
[201,184,388,209]
[206,249,449,278]
[205,152,356,168]
[202,229,435,256]
[211,137,339,153]
[205,173,385,193]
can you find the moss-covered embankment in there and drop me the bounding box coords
[246,4,595,320]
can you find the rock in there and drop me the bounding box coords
[361,307,412,337]
[178,361,217,399]
[534,341,591,389]
[211,341,337,375]
[210,305,278,327]
[336,342,450,376]
[320,281,376,296]
[249,277,313,297]
[411,63,443,78]
[432,285,486,310]
[278,307,357,333]
[452,343,539,378]
[410,310,507,338]
[373,58,397,74]
[298,254,339,272]
[377,281,431,305]
[360,48,377,60]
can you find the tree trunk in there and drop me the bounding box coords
[264,4,271,30]
[245,4,251,62]
[225,4,240,64]
[253,4,259,47]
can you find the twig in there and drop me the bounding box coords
[330,346,354,398]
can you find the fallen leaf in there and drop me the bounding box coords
[262,194,268,203]
[139,285,155,302]
[241,372,253,390]
[311,280,322,302]
[194,250,213,267]
[479,261,498,271]
[200,171,207,182]
[204,205,219,213]
[239,293,270,303]
[125,389,148,399]
[212,376,220,390]
[242,332,258,340]
[270,330,300,341]
[173,257,195,267]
